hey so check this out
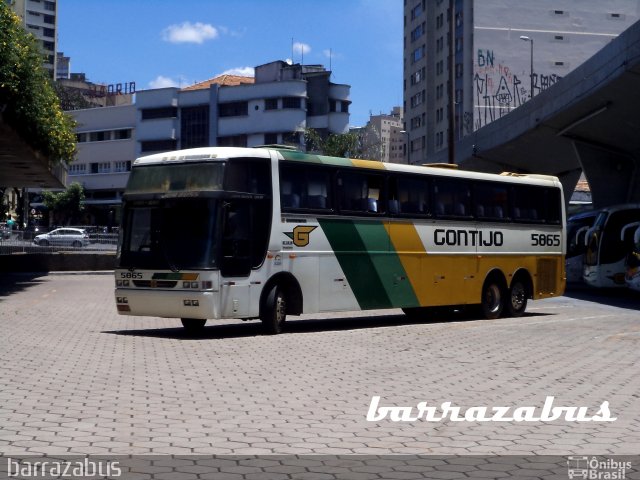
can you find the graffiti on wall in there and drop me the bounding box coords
[474,48,562,130]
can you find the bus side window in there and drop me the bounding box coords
[433,178,470,218]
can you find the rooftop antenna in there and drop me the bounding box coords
[329,48,332,72]
[291,37,294,63]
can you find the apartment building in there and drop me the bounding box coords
[359,107,405,163]
[8,0,57,78]
[403,0,640,164]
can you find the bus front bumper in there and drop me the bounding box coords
[115,288,218,320]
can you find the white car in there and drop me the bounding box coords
[34,228,90,247]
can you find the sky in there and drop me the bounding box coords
[57,0,403,127]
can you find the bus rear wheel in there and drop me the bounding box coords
[181,318,206,332]
[481,279,504,319]
[261,285,286,335]
[506,279,528,317]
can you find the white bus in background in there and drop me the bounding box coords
[583,204,640,288]
[566,210,599,283]
[625,225,640,292]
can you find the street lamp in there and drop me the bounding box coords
[520,35,534,100]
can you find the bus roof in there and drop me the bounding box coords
[134,146,562,188]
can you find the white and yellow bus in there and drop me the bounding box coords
[115,146,566,333]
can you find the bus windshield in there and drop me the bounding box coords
[119,198,219,270]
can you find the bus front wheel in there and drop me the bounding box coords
[181,318,206,332]
[261,285,286,335]
[481,279,504,320]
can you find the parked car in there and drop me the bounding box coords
[0,225,11,240]
[33,228,90,247]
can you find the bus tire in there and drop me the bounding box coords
[481,277,504,319]
[181,318,206,332]
[261,285,286,335]
[506,279,528,317]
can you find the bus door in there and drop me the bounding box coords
[219,198,270,317]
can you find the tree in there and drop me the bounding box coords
[42,183,85,226]
[51,82,94,111]
[0,2,77,164]
[303,127,384,160]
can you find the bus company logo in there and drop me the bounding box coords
[284,226,317,247]
[567,456,631,479]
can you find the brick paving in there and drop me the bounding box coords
[0,273,639,456]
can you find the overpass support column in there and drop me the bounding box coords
[572,141,639,208]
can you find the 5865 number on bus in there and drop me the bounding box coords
[531,233,561,247]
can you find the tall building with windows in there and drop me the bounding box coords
[403,0,640,164]
[8,0,58,78]
[358,107,405,163]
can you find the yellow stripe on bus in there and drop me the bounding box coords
[384,222,429,305]
[351,159,387,170]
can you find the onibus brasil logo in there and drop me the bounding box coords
[284,226,317,247]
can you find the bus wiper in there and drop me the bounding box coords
[159,237,181,272]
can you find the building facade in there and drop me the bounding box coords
[136,61,350,156]
[358,107,405,163]
[403,0,640,164]
[67,60,350,223]
[8,0,57,78]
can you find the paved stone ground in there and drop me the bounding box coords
[0,273,639,456]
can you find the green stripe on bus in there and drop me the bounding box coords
[278,150,354,167]
[318,219,391,309]
[353,222,420,308]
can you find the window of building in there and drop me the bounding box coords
[218,101,248,117]
[140,139,177,152]
[115,129,132,140]
[412,45,425,63]
[180,105,210,149]
[89,131,107,142]
[44,1,55,10]
[341,101,349,113]
[68,164,86,175]
[43,14,55,24]
[264,133,278,144]
[141,106,178,120]
[265,98,278,110]
[282,97,302,109]
[217,135,247,147]
[114,161,132,173]
[411,2,423,20]
[42,27,54,38]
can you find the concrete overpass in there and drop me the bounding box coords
[431,19,640,209]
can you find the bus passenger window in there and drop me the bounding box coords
[281,181,300,209]
[397,177,429,215]
[434,178,470,218]
[338,171,385,214]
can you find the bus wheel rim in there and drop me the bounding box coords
[511,283,526,310]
